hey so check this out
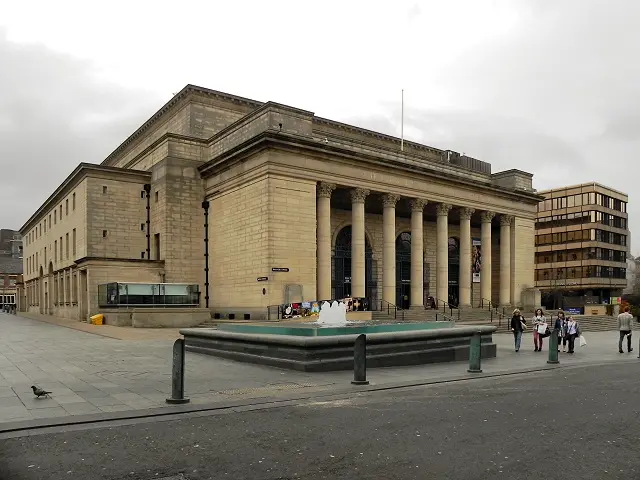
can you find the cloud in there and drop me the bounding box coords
[0,29,162,230]
[348,0,640,254]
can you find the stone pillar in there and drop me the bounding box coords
[436,203,452,304]
[480,211,495,305]
[316,182,336,300]
[382,194,400,306]
[350,188,370,298]
[499,215,514,306]
[459,207,475,307]
[410,198,427,309]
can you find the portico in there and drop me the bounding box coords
[318,184,524,310]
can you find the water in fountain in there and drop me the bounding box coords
[315,300,350,327]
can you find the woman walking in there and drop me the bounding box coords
[554,310,568,352]
[565,315,580,354]
[532,308,547,352]
[510,308,526,352]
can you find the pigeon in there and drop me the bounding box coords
[31,386,52,398]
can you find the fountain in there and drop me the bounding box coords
[180,298,499,371]
[315,301,349,327]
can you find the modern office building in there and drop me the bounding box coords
[19,85,542,325]
[534,183,629,313]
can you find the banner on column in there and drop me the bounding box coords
[472,238,481,283]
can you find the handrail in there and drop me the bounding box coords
[427,297,460,322]
[380,299,404,320]
[479,297,497,311]
[435,312,455,324]
[490,309,508,329]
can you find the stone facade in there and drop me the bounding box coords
[19,85,541,323]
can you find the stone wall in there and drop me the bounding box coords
[86,176,149,260]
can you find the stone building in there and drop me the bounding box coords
[19,85,541,324]
[534,182,629,314]
[0,257,22,310]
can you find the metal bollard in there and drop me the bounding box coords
[166,338,190,404]
[637,336,640,359]
[351,334,369,385]
[467,332,483,373]
[547,331,560,364]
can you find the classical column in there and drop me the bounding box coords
[350,188,370,298]
[382,194,400,306]
[459,207,475,307]
[410,198,427,309]
[436,203,452,304]
[499,215,514,306]
[480,211,495,305]
[316,182,336,300]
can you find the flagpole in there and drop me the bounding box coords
[401,89,404,152]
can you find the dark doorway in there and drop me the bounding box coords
[448,237,460,307]
[396,232,411,309]
[332,226,375,300]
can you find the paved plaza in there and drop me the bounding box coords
[0,312,637,427]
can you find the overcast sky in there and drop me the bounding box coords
[1,0,637,254]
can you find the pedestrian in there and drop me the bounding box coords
[510,308,526,352]
[617,305,634,354]
[532,308,547,352]
[554,310,567,353]
[565,315,580,354]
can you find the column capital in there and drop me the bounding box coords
[480,211,496,223]
[317,182,336,198]
[436,203,452,217]
[350,188,370,204]
[410,198,427,212]
[382,193,400,208]
[500,214,514,226]
[459,207,475,220]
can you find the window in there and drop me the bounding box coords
[72,192,76,211]
[65,233,69,259]
[54,241,57,262]
[141,191,145,199]
[44,221,47,233]
[567,195,575,208]
[155,191,159,203]
[44,247,47,265]
[59,205,62,219]
[103,186,108,194]
[103,230,107,238]
[65,199,69,215]
[60,236,63,259]
[72,229,76,255]
[141,223,145,231]
[54,210,57,224]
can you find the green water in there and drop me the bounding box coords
[218,321,455,337]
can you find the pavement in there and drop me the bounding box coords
[0,361,639,479]
[0,312,638,430]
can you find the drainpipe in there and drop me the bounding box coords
[202,200,210,308]
[144,184,151,259]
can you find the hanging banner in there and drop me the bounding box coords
[472,238,481,283]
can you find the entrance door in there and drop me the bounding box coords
[395,232,412,309]
[448,237,460,307]
[332,226,373,301]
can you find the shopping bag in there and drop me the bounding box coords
[579,335,587,347]
[537,323,548,335]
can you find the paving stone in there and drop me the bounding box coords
[29,407,69,419]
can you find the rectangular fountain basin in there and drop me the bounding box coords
[217,321,455,337]
[181,324,497,372]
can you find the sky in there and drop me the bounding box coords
[0,0,638,254]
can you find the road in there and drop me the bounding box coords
[1,361,639,480]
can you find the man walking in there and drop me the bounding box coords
[617,306,634,354]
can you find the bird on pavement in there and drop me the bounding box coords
[31,386,52,398]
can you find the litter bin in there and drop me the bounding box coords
[90,314,104,325]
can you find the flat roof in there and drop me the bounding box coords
[537,182,628,199]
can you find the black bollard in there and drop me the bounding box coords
[166,338,190,404]
[351,334,369,385]
[467,332,483,373]
[547,331,560,364]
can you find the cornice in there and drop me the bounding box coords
[101,85,263,167]
[198,132,542,205]
[20,164,151,234]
